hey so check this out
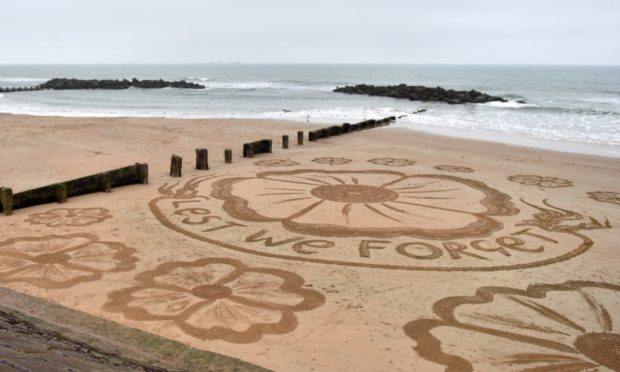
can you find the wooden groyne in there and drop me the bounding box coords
[243,139,273,158]
[0,163,148,216]
[0,86,43,93]
[309,116,395,141]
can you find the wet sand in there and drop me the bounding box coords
[0,113,619,371]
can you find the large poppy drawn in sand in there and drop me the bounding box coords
[211,169,515,239]
[150,169,610,271]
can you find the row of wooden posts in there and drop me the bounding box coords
[1,116,396,214]
[0,163,148,216]
[169,131,307,177]
[0,86,43,93]
[168,116,396,177]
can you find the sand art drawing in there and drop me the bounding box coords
[211,169,517,238]
[311,157,352,166]
[25,207,112,227]
[254,159,300,167]
[0,234,137,289]
[434,165,474,173]
[403,281,620,371]
[508,175,573,188]
[150,170,610,271]
[104,257,324,343]
[367,158,417,167]
[588,191,620,206]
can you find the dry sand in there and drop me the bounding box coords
[0,113,619,371]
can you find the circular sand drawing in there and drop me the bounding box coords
[404,281,620,371]
[254,159,300,167]
[434,165,474,173]
[0,234,136,289]
[150,171,610,271]
[311,157,352,166]
[105,257,324,344]
[368,158,416,167]
[26,207,112,227]
[588,191,620,206]
[508,175,573,188]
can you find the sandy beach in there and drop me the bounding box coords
[1,113,619,371]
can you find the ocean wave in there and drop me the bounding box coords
[185,79,332,91]
[483,100,537,108]
[203,81,277,90]
[257,107,410,121]
[0,77,48,84]
[186,77,213,82]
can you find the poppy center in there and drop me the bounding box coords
[31,252,71,264]
[191,284,233,300]
[311,185,399,204]
[574,332,620,370]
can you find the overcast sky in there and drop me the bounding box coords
[1,0,618,65]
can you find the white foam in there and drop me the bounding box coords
[0,77,47,84]
[483,100,537,108]
[257,107,409,122]
[185,80,331,91]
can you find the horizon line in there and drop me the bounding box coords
[1,62,619,67]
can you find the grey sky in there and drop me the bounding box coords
[1,0,618,64]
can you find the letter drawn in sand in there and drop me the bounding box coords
[150,168,610,271]
[0,234,137,289]
[254,159,300,167]
[26,208,112,227]
[367,158,416,167]
[587,191,620,206]
[508,175,573,188]
[104,257,324,344]
[403,280,620,371]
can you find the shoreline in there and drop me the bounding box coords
[1,112,618,160]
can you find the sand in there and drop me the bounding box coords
[0,113,619,371]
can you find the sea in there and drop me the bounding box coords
[1,64,619,157]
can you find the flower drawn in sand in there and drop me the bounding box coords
[311,157,352,166]
[367,158,416,167]
[254,159,300,167]
[404,281,620,371]
[508,175,573,188]
[104,257,324,343]
[211,169,518,238]
[25,208,112,227]
[434,165,474,173]
[587,191,620,206]
[0,234,137,289]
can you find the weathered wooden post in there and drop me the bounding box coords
[224,149,232,163]
[170,155,182,177]
[195,149,209,170]
[266,139,273,153]
[101,172,112,192]
[0,187,14,216]
[309,131,317,142]
[54,183,67,203]
[297,131,304,145]
[246,145,254,158]
[282,135,289,149]
[137,163,149,184]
